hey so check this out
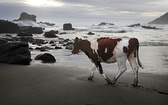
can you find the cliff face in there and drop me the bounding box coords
[148,12,168,24]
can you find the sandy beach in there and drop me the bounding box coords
[0,56,168,105]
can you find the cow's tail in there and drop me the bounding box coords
[136,40,144,69]
[128,38,144,69]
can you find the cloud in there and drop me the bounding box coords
[0,0,168,25]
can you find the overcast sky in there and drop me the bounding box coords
[0,0,168,26]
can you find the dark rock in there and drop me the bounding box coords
[117,30,127,33]
[6,34,12,37]
[35,53,56,63]
[141,25,161,29]
[19,26,43,34]
[65,42,73,50]
[29,47,34,50]
[0,39,7,43]
[63,23,75,30]
[48,30,59,34]
[35,46,54,51]
[49,41,55,44]
[19,37,34,43]
[59,32,67,35]
[63,39,70,42]
[128,23,141,27]
[83,36,88,38]
[0,42,31,65]
[37,21,55,26]
[17,32,33,37]
[58,39,69,45]
[65,45,73,50]
[31,39,46,45]
[0,20,43,34]
[87,31,95,35]
[98,22,114,26]
[14,12,36,22]
[55,46,62,49]
[0,20,20,33]
[44,31,58,38]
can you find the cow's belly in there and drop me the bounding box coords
[103,56,117,63]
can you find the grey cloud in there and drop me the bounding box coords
[0,0,168,25]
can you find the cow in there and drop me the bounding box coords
[72,37,143,86]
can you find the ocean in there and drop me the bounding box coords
[1,23,168,75]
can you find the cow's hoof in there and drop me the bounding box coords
[88,76,93,80]
[132,84,138,87]
[106,78,112,84]
[111,81,116,84]
[111,78,116,84]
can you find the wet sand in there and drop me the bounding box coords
[0,63,168,105]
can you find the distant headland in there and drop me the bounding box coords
[148,12,168,24]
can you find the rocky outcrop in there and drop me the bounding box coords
[128,23,141,27]
[141,25,161,30]
[35,53,56,63]
[44,30,58,38]
[63,23,75,30]
[148,12,168,24]
[98,22,114,26]
[0,20,20,33]
[37,21,55,26]
[17,32,33,37]
[14,12,36,22]
[87,31,95,35]
[0,42,31,65]
[0,20,43,34]
[19,26,43,34]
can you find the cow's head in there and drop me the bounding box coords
[72,37,82,54]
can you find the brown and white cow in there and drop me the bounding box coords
[72,37,143,86]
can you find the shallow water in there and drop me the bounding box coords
[31,46,168,75]
[1,24,168,75]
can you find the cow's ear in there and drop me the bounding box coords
[75,37,80,42]
[75,37,79,41]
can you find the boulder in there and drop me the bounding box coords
[87,31,95,35]
[17,32,33,37]
[65,42,73,50]
[44,31,58,38]
[0,42,31,65]
[63,23,75,30]
[14,12,37,22]
[31,39,46,45]
[35,53,56,63]
[55,46,62,49]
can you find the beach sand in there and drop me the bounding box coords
[0,46,168,105]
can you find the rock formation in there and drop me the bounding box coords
[35,53,56,63]
[148,12,168,24]
[0,20,43,34]
[14,12,36,22]
[63,23,75,30]
[0,41,31,65]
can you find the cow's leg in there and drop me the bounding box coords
[88,64,96,80]
[97,62,112,84]
[128,56,139,86]
[113,56,127,84]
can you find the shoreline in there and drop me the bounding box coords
[0,63,168,105]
